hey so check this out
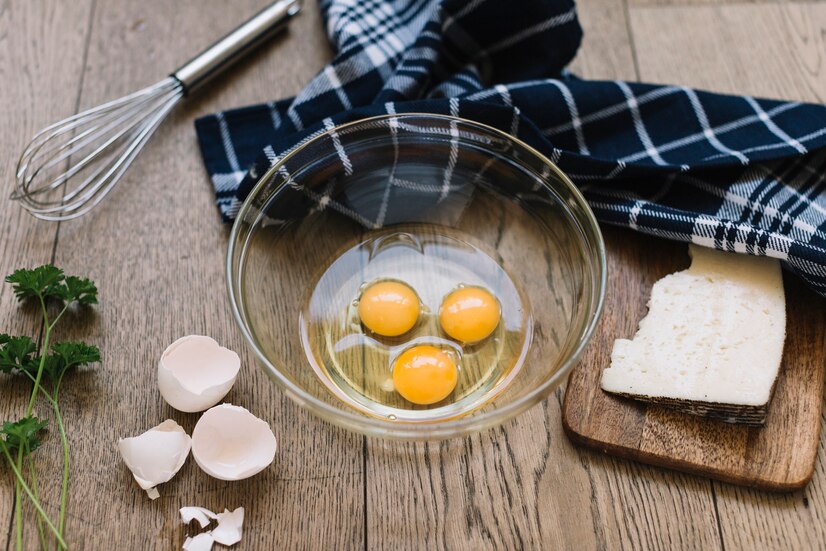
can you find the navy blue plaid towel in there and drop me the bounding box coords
[195,0,826,297]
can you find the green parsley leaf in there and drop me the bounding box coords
[60,276,98,305]
[4,265,65,302]
[43,342,101,382]
[1,416,48,455]
[0,335,37,375]
[5,265,99,307]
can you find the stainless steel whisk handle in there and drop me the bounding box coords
[172,0,301,94]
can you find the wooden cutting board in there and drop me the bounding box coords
[562,228,826,492]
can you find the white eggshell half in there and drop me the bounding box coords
[212,507,245,546]
[192,404,276,481]
[118,419,191,499]
[182,532,214,551]
[158,335,241,413]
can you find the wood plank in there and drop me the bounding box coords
[0,1,95,547]
[363,225,722,549]
[369,387,723,549]
[567,6,722,546]
[630,2,826,101]
[578,450,723,550]
[367,405,602,549]
[367,8,722,546]
[629,1,826,546]
[6,1,361,549]
[3,0,822,549]
[569,0,640,81]
[558,233,727,551]
[363,186,603,549]
[631,0,810,8]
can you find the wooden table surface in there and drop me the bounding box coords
[1,0,824,549]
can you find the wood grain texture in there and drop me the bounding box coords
[627,1,826,544]
[564,0,826,500]
[366,1,722,549]
[630,0,811,8]
[569,0,639,81]
[630,2,826,102]
[49,1,361,548]
[2,1,360,549]
[563,231,826,490]
[0,0,95,546]
[0,0,823,549]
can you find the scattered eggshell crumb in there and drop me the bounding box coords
[179,506,244,549]
[117,419,191,499]
[158,335,241,413]
[180,507,217,529]
[211,507,245,546]
[192,404,276,481]
[380,378,394,392]
[182,532,214,551]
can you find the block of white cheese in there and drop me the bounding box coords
[600,245,786,426]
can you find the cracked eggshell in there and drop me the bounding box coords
[118,419,191,499]
[192,404,276,481]
[180,506,217,529]
[182,532,214,551]
[158,335,241,413]
[212,507,245,546]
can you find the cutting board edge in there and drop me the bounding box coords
[561,404,818,493]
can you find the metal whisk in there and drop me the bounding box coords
[12,0,300,221]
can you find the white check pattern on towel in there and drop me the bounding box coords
[195,0,826,296]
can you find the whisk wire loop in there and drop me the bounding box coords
[11,0,300,221]
[13,78,184,220]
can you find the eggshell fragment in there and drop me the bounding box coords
[180,507,217,529]
[192,404,276,481]
[212,507,245,546]
[182,533,214,551]
[158,335,241,413]
[118,419,191,499]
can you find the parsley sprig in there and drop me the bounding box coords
[1,265,100,550]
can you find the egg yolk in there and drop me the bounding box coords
[358,280,420,337]
[439,286,501,344]
[392,345,458,405]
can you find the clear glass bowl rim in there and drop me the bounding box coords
[226,113,607,440]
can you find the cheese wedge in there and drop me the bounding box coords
[600,245,786,426]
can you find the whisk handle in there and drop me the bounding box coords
[172,0,301,94]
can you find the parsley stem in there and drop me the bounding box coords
[53,379,69,548]
[20,371,64,550]
[26,446,47,550]
[21,370,65,550]
[14,444,23,551]
[48,303,70,333]
[20,371,57,407]
[4,265,99,549]
[16,292,54,550]
[26,295,51,416]
[0,444,67,549]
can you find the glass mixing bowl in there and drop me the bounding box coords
[227,114,606,440]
